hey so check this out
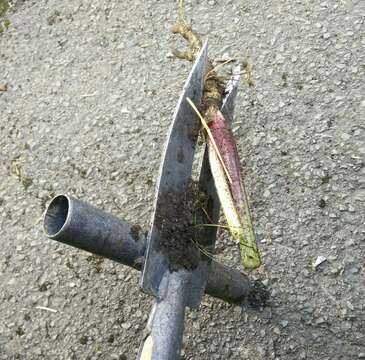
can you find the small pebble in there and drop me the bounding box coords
[121,322,132,330]
[313,256,327,269]
[280,320,288,328]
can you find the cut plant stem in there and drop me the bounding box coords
[188,97,261,269]
[187,97,232,184]
[207,115,261,269]
[173,3,261,269]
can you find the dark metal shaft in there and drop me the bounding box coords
[43,194,146,269]
[138,271,188,360]
[43,195,251,304]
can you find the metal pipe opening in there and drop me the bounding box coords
[43,195,70,237]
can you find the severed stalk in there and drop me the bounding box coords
[172,1,261,269]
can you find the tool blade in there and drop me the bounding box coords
[141,42,208,302]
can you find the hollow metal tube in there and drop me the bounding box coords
[43,195,251,303]
[43,194,146,269]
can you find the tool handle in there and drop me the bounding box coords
[137,272,187,360]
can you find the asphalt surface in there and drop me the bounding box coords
[1,0,364,359]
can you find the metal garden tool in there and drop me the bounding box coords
[138,41,241,359]
[43,40,249,360]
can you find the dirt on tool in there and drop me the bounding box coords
[130,224,142,241]
[155,182,202,272]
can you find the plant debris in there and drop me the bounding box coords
[171,1,225,114]
[86,254,104,273]
[47,10,62,26]
[0,0,9,17]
